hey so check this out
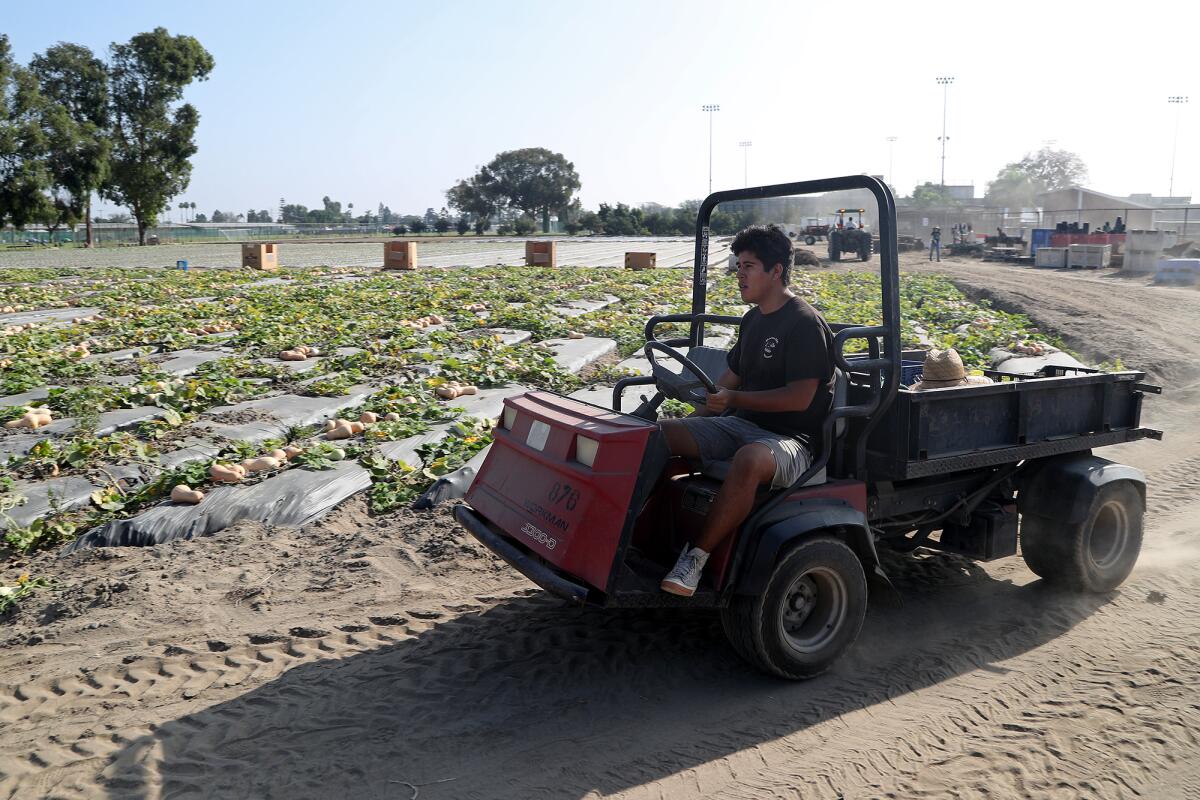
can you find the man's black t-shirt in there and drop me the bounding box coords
[725,295,835,443]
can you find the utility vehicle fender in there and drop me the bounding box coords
[736,500,895,600]
[1018,454,1146,524]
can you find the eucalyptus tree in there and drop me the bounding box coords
[0,35,49,231]
[30,42,110,245]
[103,28,213,244]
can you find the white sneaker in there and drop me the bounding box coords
[660,545,710,596]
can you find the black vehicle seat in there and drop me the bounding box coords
[697,368,848,488]
[684,346,731,385]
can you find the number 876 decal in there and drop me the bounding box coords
[548,482,580,511]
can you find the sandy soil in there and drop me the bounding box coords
[2,254,1199,799]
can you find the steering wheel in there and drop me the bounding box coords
[643,341,719,404]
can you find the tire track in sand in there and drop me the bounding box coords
[4,558,1197,799]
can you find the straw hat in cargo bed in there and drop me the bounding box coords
[910,348,993,390]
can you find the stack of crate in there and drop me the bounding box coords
[525,240,556,267]
[384,240,417,270]
[625,252,656,270]
[1067,244,1111,269]
[241,243,279,271]
[1035,247,1068,268]
[1125,230,1178,273]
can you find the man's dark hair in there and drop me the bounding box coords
[731,224,793,284]
[792,249,820,270]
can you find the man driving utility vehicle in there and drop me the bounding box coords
[660,226,836,596]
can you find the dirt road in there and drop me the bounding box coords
[2,256,1198,799]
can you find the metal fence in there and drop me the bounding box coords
[0,222,480,248]
[896,206,1199,242]
[6,206,1199,249]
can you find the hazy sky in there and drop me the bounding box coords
[5,0,1197,219]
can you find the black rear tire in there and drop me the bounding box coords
[829,247,841,261]
[721,537,867,679]
[1020,481,1143,592]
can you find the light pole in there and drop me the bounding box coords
[739,141,752,187]
[1169,95,1188,198]
[703,104,720,195]
[886,136,897,188]
[936,76,954,188]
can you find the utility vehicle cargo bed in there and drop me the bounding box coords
[849,371,1160,480]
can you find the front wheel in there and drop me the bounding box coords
[1020,481,1143,592]
[721,537,868,679]
[805,235,816,245]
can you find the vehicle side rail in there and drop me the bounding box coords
[832,325,888,418]
[612,375,655,412]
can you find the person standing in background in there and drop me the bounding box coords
[930,226,942,262]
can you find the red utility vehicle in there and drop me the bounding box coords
[455,176,1160,679]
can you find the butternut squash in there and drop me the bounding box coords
[170,485,205,504]
[210,463,245,483]
[241,456,281,473]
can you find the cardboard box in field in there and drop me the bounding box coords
[525,240,556,267]
[625,252,656,270]
[241,243,279,271]
[384,240,418,270]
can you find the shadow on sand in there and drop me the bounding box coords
[104,550,1111,799]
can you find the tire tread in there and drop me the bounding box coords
[1020,481,1143,592]
[721,536,867,679]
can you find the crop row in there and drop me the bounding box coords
[1,264,1062,555]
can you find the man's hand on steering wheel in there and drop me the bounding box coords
[705,386,734,414]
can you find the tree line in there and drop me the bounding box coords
[906,147,1089,209]
[444,147,754,235]
[0,29,212,246]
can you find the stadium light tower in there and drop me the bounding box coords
[936,76,954,188]
[886,136,898,188]
[739,141,753,187]
[1169,96,1188,198]
[703,104,720,195]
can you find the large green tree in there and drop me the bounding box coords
[448,147,580,233]
[0,35,50,230]
[30,43,110,246]
[985,147,1088,209]
[446,174,497,228]
[909,182,961,209]
[280,203,308,223]
[103,28,213,244]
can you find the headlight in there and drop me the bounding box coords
[575,435,599,468]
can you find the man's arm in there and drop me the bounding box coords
[704,378,818,416]
[690,370,741,417]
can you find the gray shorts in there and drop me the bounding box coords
[675,415,812,489]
